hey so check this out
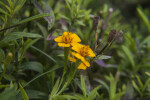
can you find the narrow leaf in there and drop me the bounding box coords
[53,95,78,100]
[95,79,109,92]
[122,45,135,67]
[19,83,29,100]
[33,1,55,30]
[24,38,40,51]
[0,32,41,44]
[80,75,87,98]
[50,78,60,97]
[19,13,50,24]
[94,55,112,61]
[23,65,61,88]
[0,8,11,16]
[136,76,143,90]
[21,61,43,73]
[132,80,141,94]
[87,86,101,100]
[137,8,150,33]
[30,46,57,63]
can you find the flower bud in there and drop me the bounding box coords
[93,16,100,31]
[109,8,113,13]
[8,52,13,57]
[4,52,13,66]
[107,29,117,43]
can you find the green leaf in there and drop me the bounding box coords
[112,91,125,100]
[121,45,135,67]
[80,75,87,98]
[95,79,109,92]
[3,74,15,81]
[19,83,29,100]
[35,22,48,50]
[33,1,55,30]
[25,89,47,99]
[108,74,116,100]
[65,0,71,10]
[143,78,150,91]
[141,35,150,45]
[87,86,101,100]
[0,8,11,16]
[53,95,78,100]
[137,8,150,33]
[0,49,5,62]
[30,45,57,63]
[94,55,112,61]
[136,76,143,91]
[59,14,70,20]
[132,80,141,95]
[0,1,11,13]
[7,0,13,9]
[23,65,61,88]
[0,82,17,100]
[0,85,9,90]
[125,83,134,99]
[21,61,43,73]
[76,20,85,26]
[145,72,150,77]
[19,13,50,24]
[0,1,5,6]
[0,32,41,44]
[16,89,47,100]
[73,93,84,100]
[14,0,26,13]
[24,38,40,52]
[50,78,60,97]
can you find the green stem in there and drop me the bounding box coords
[63,47,70,77]
[57,60,81,95]
[0,64,6,82]
[0,53,13,82]
[50,47,70,96]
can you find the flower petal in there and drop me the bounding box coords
[71,34,81,42]
[78,63,87,70]
[70,52,76,57]
[70,52,85,62]
[71,43,82,53]
[82,60,90,67]
[74,53,85,61]
[63,32,70,35]
[54,36,63,42]
[69,56,76,62]
[58,43,70,47]
[88,48,96,57]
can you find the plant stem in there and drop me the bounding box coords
[0,65,6,82]
[57,60,81,95]
[63,47,70,77]
[0,24,21,33]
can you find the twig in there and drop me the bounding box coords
[98,8,113,41]
[0,24,21,33]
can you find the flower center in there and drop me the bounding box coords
[62,35,73,43]
[79,46,89,57]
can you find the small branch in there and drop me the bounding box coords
[98,8,113,41]
[0,24,21,33]
[96,42,109,56]
[96,29,117,56]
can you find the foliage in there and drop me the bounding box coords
[0,0,150,100]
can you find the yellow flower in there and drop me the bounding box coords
[69,43,95,70]
[54,32,81,47]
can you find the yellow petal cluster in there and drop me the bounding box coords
[54,31,95,70]
[69,43,95,70]
[54,32,81,47]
